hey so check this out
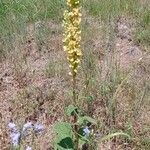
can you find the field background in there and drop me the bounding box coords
[0,0,150,149]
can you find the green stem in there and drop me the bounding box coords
[72,76,79,150]
[73,76,76,106]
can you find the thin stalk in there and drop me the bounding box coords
[73,76,79,149]
[73,76,77,106]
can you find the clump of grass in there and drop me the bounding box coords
[83,0,141,21]
[44,54,69,81]
[135,28,150,45]
[134,10,150,49]
[0,0,65,57]
[44,59,57,78]
[83,0,150,52]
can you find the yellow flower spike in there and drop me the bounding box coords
[63,0,82,77]
[74,69,77,73]
[76,50,82,56]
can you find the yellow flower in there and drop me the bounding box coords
[63,0,82,77]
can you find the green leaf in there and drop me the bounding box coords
[11,146,20,150]
[77,116,97,125]
[54,122,73,138]
[78,128,90,146]
[55,137,74,150]
[54,122,75,150]
[87,95,94,102]
[99,132,131,142]
[66,105,77,116]
[84,116,97,124]
[78,127,85,137]
[79,139,86,148]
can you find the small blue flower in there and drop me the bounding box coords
[8,122,17,131]
[23,122,33,132]
[26,146,32,150]
[34,123,44,133]
[83,126,90,137]
[10,131,20,146]
[8,121,44,147]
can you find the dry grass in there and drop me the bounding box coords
[0,0,150,149]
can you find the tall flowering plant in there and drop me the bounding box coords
[54,1,97,150]
[63,0,82,148]
[63,0,82,108]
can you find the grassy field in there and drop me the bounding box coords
[0,0,150,149]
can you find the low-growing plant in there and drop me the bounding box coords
[54,105,97,149]
[8,121,44,150]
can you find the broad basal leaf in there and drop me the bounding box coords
[66,105,78,116]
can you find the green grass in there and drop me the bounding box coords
[83,0,140,20]
[0,0,65,22]
[83,0,150,50]
[0,0,149,58]
[0,0,65,58]
[135,8,150,48]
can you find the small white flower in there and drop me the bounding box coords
[23,122,32,132]
[26,146,32,150]
[10,132,20,146]
[83,126,90,137]
[34,123,44,133]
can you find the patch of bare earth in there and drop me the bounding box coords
[84,17,150,149]
[0,21,69,149]
[114,17,150,150]
[115,17,150,131]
